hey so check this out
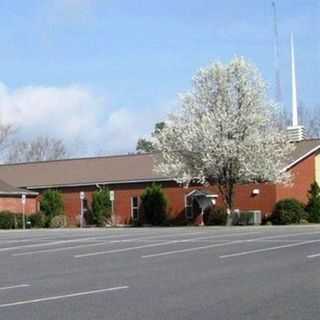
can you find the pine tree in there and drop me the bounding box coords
[305,182,320,223]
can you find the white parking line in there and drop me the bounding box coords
[75,241,189,258]
[141,233,320,259]
[74,231,262,258]
[0,238,104,253]
[307,253,320,259]
[0,286,129,308]
[12,242,108,256]
[141,240,242,258]
[109,231,210,243]
[220,239,320,259]
[0,284,30,291]
[245,230,320,241]
[0,234,144,253]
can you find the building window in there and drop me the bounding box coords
[185,194,193,219]
[131,196,139,221]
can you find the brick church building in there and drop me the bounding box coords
[0,138,318,226]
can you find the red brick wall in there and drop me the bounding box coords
[160,182,277,221]
[44,181,277,225]
[276,153,315,204]
[32,153,315,225]
[0,196,38,215]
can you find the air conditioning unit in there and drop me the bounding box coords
[250,210,262,225]
[238,210,262,225]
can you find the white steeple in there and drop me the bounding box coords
[287,32,304,142]
[290,33,298,127]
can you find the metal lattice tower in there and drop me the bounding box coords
[272,1,282,104]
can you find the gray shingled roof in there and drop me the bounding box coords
[0,139,318,189]
[0,179,38,195]
[285,139,320,169]
[0,153,167,189]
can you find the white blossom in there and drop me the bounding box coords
[153,57,294,210]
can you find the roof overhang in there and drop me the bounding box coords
[282,144,320,172]
[0,191,39,196]
[25,177,173,190]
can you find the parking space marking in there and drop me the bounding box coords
[245,230,320,241]
[220,239,320,259]
[0,284,30,291]
[12,242,108,256]
[141,240,242,258]
[0,234,152,253]
[141,233,320,259]
[74,240,194,258]
[74,231,263,258]
[306,252,320,259]
[109,231,210,243]
[0,286,129,308]
[0,238,106,253]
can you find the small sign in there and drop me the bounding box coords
[21,194,26,205]
[109,191,114,201]
[80,191,85,200]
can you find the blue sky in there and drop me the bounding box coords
[0,0,318,155]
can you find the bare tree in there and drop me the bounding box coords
[276,101,320,139]
[0,122,15,151]
[299,103,320,139]
[6,136,68,163]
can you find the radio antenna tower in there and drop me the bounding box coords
[272,1,282,104]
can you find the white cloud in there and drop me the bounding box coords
[0,83,172,156]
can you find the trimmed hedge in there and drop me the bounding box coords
[305,182,320,223]
[0,211,16,229]
[271,198,306,225]
[141,184,168,225]
[49,215,67,228]
[91,188,112,226]
[203,207,228,226]
[40,190,64,226]
[28,213,46,228]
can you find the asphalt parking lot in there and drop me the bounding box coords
[0,226,320,320]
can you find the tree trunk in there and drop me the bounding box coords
[218,181,235,226]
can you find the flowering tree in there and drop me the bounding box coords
[153,57,294,216]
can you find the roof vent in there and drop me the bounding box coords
[287,125,305,142]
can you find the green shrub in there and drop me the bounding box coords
[300,218,309,224]
[28,213,46,228]
[203,207,228,226]
[40,190,64,226]
[166,215,196,226]
[141,184,168,225]
[0,211,16,229]
[49,215,67,228]
[128,216,143,227]
[14,214,24,229]
[271,198,306,225]
[305,182,320,223]
[92,188,112,226]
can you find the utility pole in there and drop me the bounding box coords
[80,191,85,228]
[21,194,26,230]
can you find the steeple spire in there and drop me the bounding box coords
[291,33,298,127]
[287,33,305,142]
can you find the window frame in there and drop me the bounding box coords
[131,196,140,221]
